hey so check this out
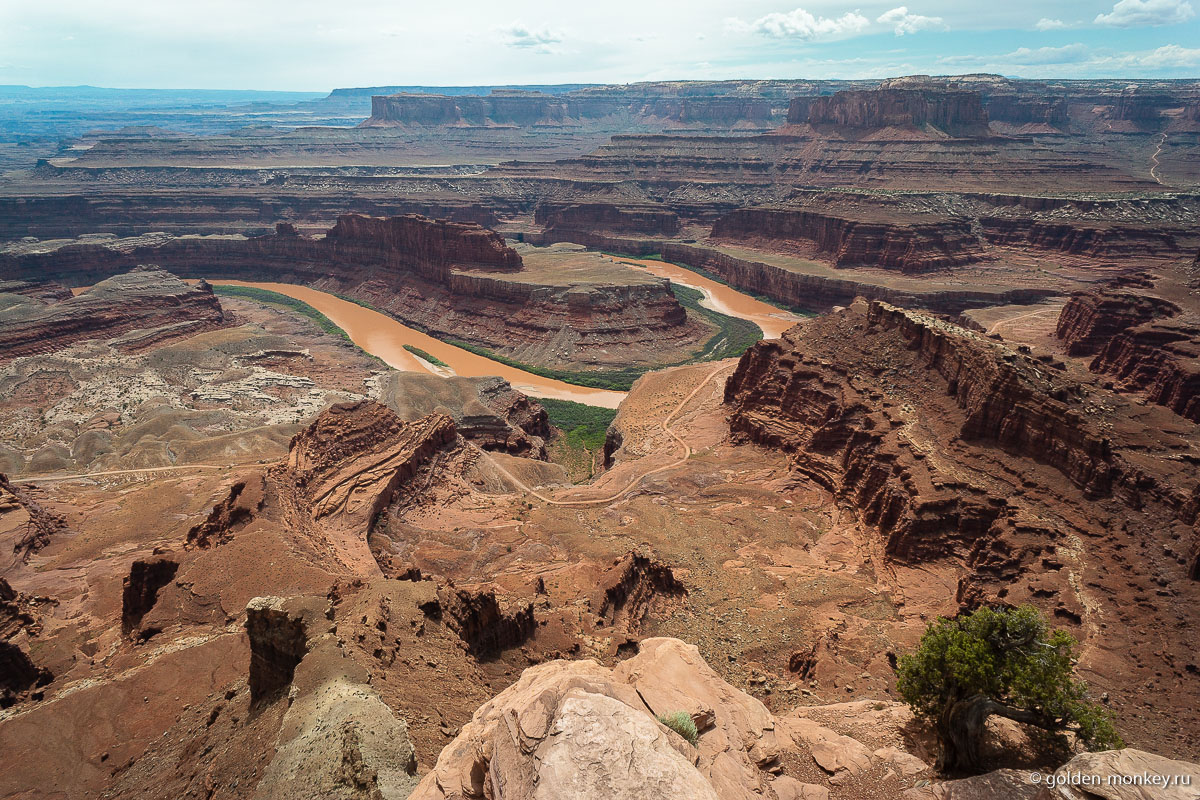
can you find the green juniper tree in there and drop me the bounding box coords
[896,605,1121,773]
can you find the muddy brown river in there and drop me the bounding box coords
[613,257,803,339]
[207,263,801,409]
[216,281,627,408]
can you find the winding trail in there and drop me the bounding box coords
[986,307,1060,336]
[1150,132,1167,185]
[476,361,736,507]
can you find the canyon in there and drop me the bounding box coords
[0,74,1199,800]
[0,215,719,373]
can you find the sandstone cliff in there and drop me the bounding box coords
[412,637,934,800]
[188,401,460,576]
[984,93,1069,126]
[0,577,52,708]
[656,241,1052,313]
[324,213,522,278]
[363,90,778,130]
[1055,289,1181,356]
[794,88,989,137]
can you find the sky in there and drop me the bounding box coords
[1,0,1198,90]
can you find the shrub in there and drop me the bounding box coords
[657,711,699,746]
[401,344,449,368]
[896,605,1121,773]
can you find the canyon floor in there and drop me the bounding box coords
[1,77,1199,800]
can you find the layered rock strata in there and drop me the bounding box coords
[656,242,1053,313]
[0,578,52,708]
[1058,290,1200,423]
[795,88,990,137]
[1056,290,1182,356]
[0,268,228,364]
[980,218,1181,258]
[363,90,778,130]
[712,208,985,273]
[191,401,460,577]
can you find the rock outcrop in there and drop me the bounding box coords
[655,242,1053,313]
[0,267,228,364]
[245,595,421,798]
[324,213,522,278]
[1091,318,1200,424]
[712,208,985,273]
[726,302,1120,553]
[433,585,537,658]
[363,89,779,130]
[121,558,180,638]
[281,402,457,558]
[1110,91,1173,124]
[186,474,268,550]
[413,637,926,800]
[1055,290,1180,356]
[189,402,460,576]
[0,578,52,708]
[904,748,1200,799]
[983,94,1069,127]
[0,214,521,288]
[0,473,68,560]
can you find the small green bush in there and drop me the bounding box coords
[897,605,1121,773]
[402,344,449,368]
[657,711,699,746]
[540,398,617,450]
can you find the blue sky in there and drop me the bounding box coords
[1,0,1197,90]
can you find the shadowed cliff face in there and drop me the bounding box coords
[1058,288,1200,423]
[324,213,522,277]
[0,578,52,708]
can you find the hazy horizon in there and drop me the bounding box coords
[2,0,1198,92]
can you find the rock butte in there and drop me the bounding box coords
[1,75,1199,800]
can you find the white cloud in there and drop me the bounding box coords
[877,6,947,35]
[1134,43,1200,66]
[729,7,870,40]
[502,23,564,52]
[1003,43,1092,63]
[1034,18,1068,30]
[1094,0,1195,27]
